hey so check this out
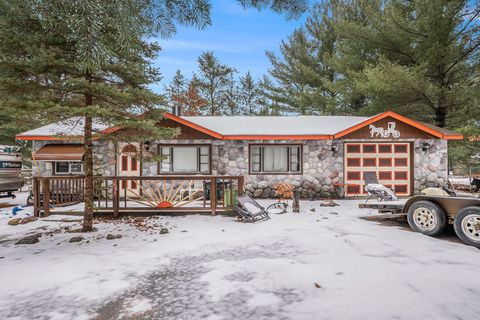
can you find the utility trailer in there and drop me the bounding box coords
[361,196,480,249]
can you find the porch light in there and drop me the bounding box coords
[144,141,151,152]
[421,142,431,151]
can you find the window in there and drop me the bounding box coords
[378,144,392,153]
[346,171,361,180]
[346,144,360,153]
[250,145,301,174]
[394,171,408,180]
[379,158,392,167]
[394,144,408,153]
[362,144,376,153]
[379,171,392,180]
[55,161,84,175]
[159,145,210,174]
[394,158,408,167]
[346,158,361,167]
[363,158,377,167]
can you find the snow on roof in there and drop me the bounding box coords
[181,115,369,136]
[16,117,109,137]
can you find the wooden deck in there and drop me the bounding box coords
[33,175,244,217]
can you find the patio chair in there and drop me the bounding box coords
[363,172,398,202]
[234,195,270,223]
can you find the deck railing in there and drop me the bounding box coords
[33,175,244,217]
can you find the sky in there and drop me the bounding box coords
[151,0,309,93]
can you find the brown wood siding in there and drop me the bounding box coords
[108,119,217,140]
[157,119,217,140]
[343,116,437,140]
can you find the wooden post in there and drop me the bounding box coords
[292,190,300,213]
[33,177,39,217]
[238,176,245,196]
[112,177,119,218]
[210,177,217,216]
[42,178,50,217]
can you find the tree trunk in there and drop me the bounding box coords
[82,94,94,232]
[435,99,447,128]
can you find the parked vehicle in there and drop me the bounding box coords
[0,145,24,199]
[403,196,480,248]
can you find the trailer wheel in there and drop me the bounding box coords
[407,200,446,236]
[454,207,480,249]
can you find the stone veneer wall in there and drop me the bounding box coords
[33,137,448,197]
[142,139,343,198]
[413,139,448,192]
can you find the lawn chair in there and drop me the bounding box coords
[234,195,270,222]
[363,172,398,202]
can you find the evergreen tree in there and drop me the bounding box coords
[239,72,259,115]
[224,73,240,115]
[166,69,187,115]
[196,51,236,115]
[264,1,354,115]
[0,0,307,231]
[339,0,480,127]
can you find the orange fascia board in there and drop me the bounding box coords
[162,113,223,139]
[100,126,122,135]
[223,135,333,140]
[334,111,445,139]
[15,135,75,141]
[15,134,103,141]
[443,134,464,140]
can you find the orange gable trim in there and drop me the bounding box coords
[15,135,76,141]
[16,111,464,141]
[162,113,224,139]
[333,111,462,140]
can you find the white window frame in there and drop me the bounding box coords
[158,145,211,174]
[54,161,84,175]
[249,144,302,174]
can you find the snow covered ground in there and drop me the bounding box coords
[1,193,479,320]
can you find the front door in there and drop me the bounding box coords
[118,143,140,196]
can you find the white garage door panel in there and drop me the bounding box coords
[344,142,411,196]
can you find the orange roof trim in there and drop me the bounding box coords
[223,134,333,140]
[15,135,76,141]
[333,111,463,140]
[16,111,463,141]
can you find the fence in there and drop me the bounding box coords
[33,175,244,217]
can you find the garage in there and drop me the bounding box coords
[344,142,411,197]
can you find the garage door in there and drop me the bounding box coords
[344,142,411,197]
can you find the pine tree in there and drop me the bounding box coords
[166,70,187,115]
[339,0,480,127]
[238,72,259,115]
[0,0,307,231]
[224,73,240,115]
[263,1,342,115]
[196,51,236,115]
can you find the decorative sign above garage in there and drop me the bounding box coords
[369,122,401,138]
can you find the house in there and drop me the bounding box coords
[15,111,463,198]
